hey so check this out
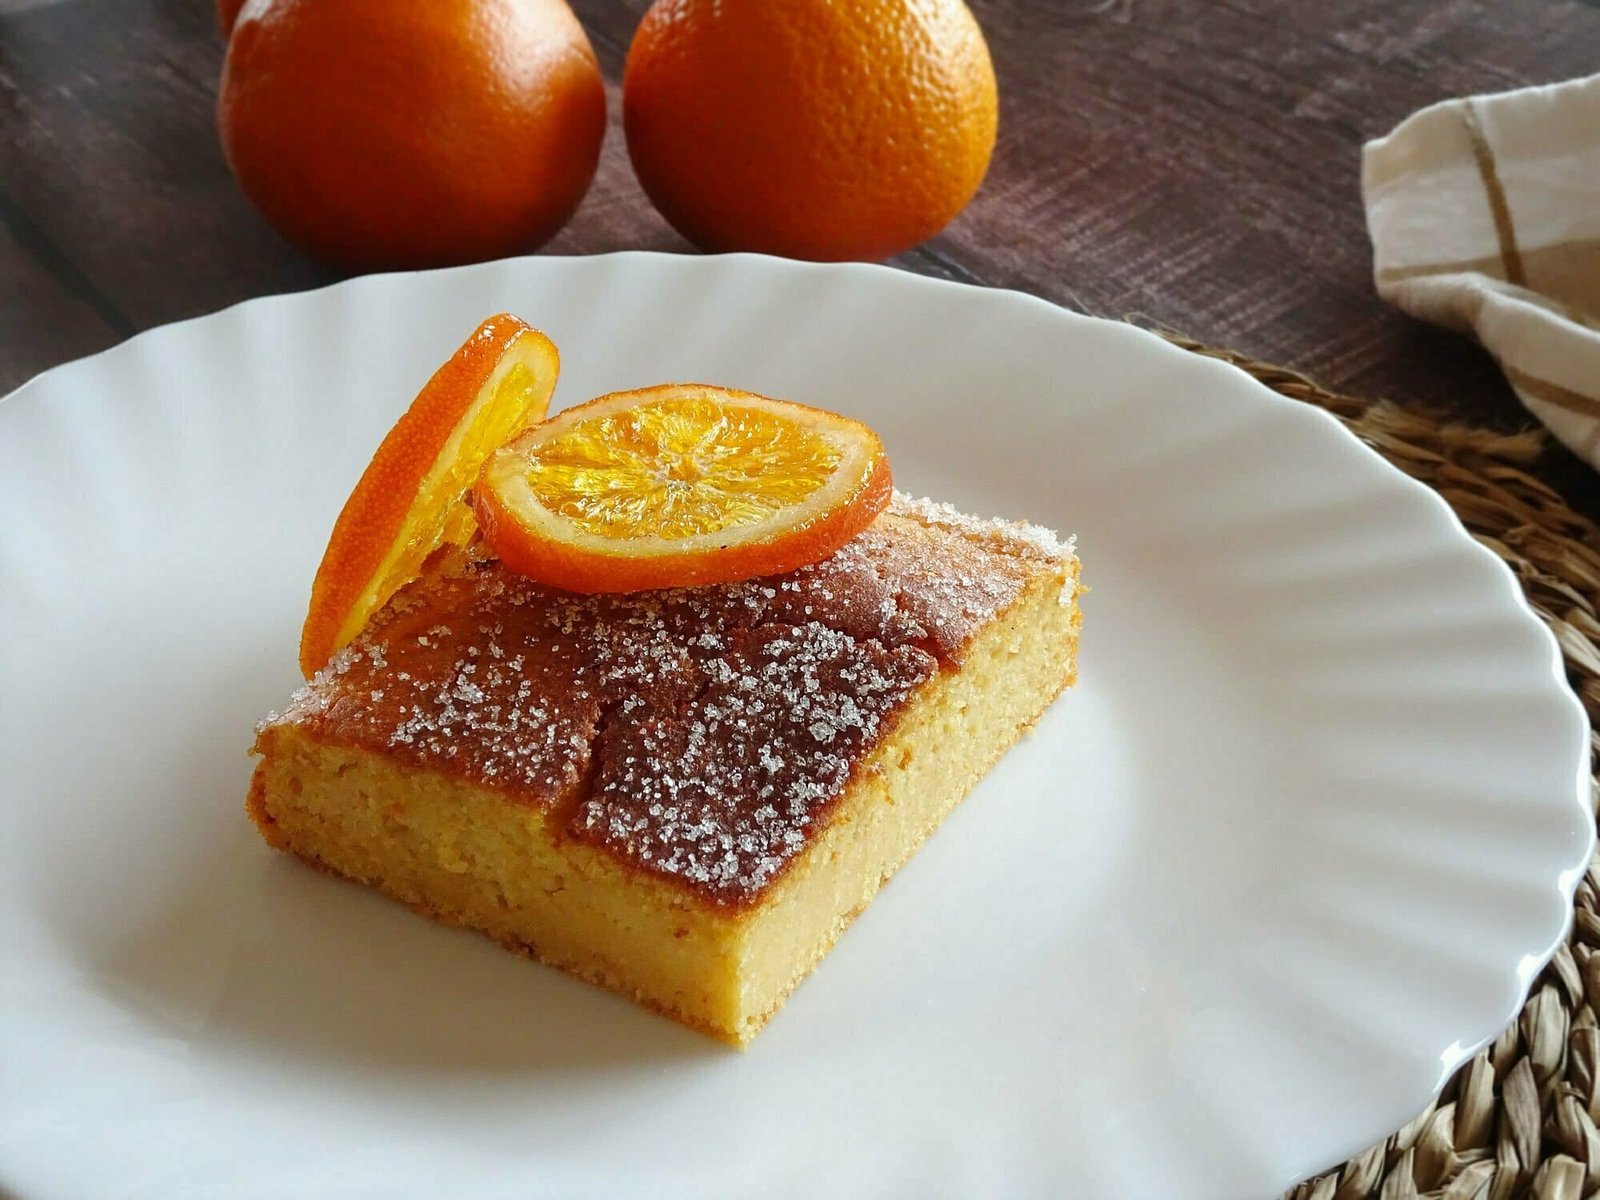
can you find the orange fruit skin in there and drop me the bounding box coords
[217,0,245,36]
[300,314,556,677]
[218,0,606,271]
[472,387,894,594]
[622,0,998,262]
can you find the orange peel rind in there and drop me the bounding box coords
[299,313,559,676]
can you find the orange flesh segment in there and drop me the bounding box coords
[472,384,892,594]
[299,314,559,676]
[524,394,846,539]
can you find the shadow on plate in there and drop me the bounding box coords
[57,657,716,1083]
[94,836,717,1080]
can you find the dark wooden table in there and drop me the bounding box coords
[5,0,1600,517]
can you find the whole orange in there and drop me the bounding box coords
[218,0,606,271]
[622,0,998,262]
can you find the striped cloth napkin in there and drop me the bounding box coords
[1363,74,1600,469]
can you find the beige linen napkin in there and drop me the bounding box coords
[1363,74,1600,467]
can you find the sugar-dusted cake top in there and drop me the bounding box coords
[259,496,1074,905]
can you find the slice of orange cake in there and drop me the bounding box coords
[246,316,1081,1045]
[249,492,1080,1044]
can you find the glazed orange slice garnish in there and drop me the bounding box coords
[472,384,892,593]
[299,314,559,676]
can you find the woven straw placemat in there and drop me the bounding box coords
[1157,335,1600,1200]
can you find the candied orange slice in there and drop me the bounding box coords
[299,314,559,676]
[472,384,891,593]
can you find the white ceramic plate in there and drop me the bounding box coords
[0,253,1589,1200]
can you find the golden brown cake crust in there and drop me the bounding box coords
[256,495,1075,907]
